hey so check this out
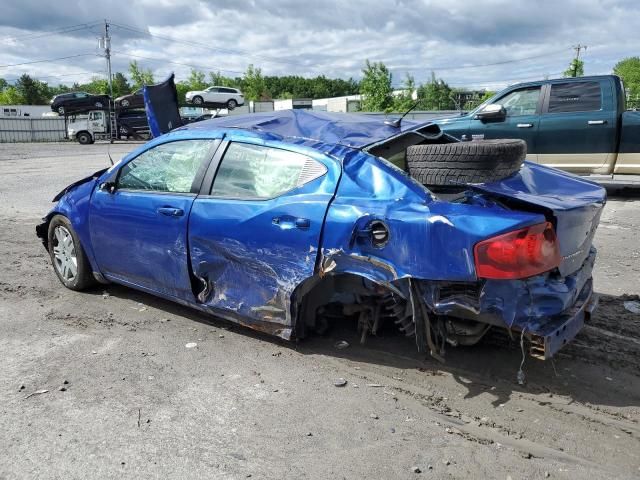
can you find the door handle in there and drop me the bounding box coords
[157,207,184,217]
[588,120,606,125]
[272,216,310,230]
[517,123,533,128]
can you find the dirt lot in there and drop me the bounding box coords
[1,142,639,479]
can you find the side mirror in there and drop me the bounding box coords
[99,181,117,194]
[475,104,506,121]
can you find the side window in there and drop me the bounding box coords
[497,87,540,116]
[548,82,602,113]
[211,143,327,199]
[118,140,214,193]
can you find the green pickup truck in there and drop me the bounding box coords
[435,75,640,185]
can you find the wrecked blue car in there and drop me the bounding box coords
[36,110,605,361]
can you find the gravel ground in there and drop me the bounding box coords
[0,142,639,479]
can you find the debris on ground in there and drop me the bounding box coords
[366,383,384,387]
[411,466,421,473]
[185,343,197,349]
[58,386,66,391]
[102,291,110,299]
[370,413,379,419]
[623,300,640,314]
[24,389,49,399]
[334,378,347,387]
[334,340,350,349]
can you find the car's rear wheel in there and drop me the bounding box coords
[58,106,65,115]
[94,101,103,108]
[406,139,526,187]
[121,99,130,107]
[48,215,95,291]
[227,99,237,110]
[192,96,203,105]
[76,132,93,145]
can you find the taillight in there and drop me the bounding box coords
[474,222,561,279]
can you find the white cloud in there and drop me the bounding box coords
[0,0,638,90]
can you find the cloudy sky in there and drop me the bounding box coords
[0,0,638,91]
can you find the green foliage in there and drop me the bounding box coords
[416,73,455,110]
[0,85,24,105]
[128,61,154,89]
[14,74,49,104]
[360,60,393,112]
[563,58,585,78]
[614,57,640,109]
[112,72,131,97]
[187,69,207,90]
[242,64,267,101]
[392,73,416,112]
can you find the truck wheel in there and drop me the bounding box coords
[77,132,93,145]
[406,139,526,187]
[47,215,95,291]
[192,96,203,105]
[227,99,237,110]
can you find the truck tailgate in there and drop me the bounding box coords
[470,162,606,276]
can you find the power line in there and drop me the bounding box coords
[0,21,102,43]
[112,51,245,76]
[0,53,98,68]
[109,21,309,68]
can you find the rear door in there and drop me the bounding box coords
[89,138,219,300]
[467,86,542,161]
[188,137,339,336]
[537,79,617,172]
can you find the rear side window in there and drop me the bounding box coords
[219,87,237,94]
[548,82,602,113]
[211,143,326,199]
[118,140,214,193]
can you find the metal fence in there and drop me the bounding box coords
[0,117,66,143]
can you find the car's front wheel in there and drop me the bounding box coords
[47,215,95,291]
[121,99,130,107]
[95,101,103,108]
[57,106,65,115]
[192,96,203,105]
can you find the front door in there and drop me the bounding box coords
[89,139,219,299]
[89,111,106,134]
[537,79,617,173]
[467,86,542,161]
[188,139,339,337]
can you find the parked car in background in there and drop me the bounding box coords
[50,92,111,115]
[434,75,640,185]
[37,110,604,362]
[185,86,244,109]
[115,89,144,109]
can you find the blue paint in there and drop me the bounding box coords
[37,110,606,357]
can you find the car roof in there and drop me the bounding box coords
[180,109,429,149]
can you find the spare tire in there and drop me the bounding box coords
[406,139,526,187]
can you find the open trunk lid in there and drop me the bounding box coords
[470,162,606,277]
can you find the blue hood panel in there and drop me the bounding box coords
[182,110,429,148]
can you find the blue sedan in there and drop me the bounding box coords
[36,110,605,361]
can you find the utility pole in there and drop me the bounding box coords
[103,20,113,98]
[572,44,587,77]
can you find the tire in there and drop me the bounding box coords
[76,132,93,145]
[95,101,103,108]
[121,99,130,107]
[58,106,65,115]
[227,99,237,110]
[192,96,203,105]
[47,215,95,291]
[406,139,526,187]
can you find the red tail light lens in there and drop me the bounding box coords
[474,222,561,279]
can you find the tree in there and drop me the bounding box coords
[112,72,131,97]
[0,78,8,91]
[242,64,266,101]
[614,57,640,108]
[128,61,154,89]
[187,69,207,90]
[563,58,585,78]
[14,74,49,104]
[393,73,416,112]
[360,60,393,111]
[416,73,454,110]
[0,86,24,105]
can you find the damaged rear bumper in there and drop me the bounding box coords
[523,280,597,360]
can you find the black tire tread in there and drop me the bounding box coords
[406,139,526,186]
